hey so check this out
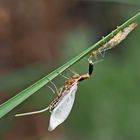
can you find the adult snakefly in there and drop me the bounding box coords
[15,60,95,131]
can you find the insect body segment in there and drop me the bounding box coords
[88,59,94,76]
[49,95,62,112]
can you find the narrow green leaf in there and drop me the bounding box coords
[0,12,140,118]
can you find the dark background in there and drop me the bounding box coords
[0,0,140,139]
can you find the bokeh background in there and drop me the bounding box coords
[0,0,140,140]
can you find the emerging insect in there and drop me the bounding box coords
[15,60,95,131]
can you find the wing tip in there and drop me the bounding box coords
[48,124,56,131]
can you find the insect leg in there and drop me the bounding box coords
[59,73,70,80]
[68,69,79,76]
[47,78,59,95]
[47,86,56,95]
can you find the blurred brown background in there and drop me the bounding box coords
[0,0,140,140]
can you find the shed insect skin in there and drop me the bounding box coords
[89,22,138,60]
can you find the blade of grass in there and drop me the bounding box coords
[0,12,140,118]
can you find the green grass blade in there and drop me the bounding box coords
[0,12,140,118]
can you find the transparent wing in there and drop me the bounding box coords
[48,83,78,131]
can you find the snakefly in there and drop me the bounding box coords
[15,60,94,131]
